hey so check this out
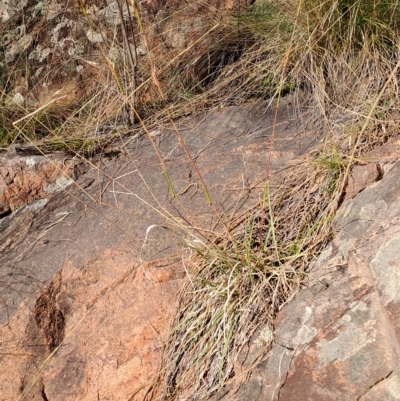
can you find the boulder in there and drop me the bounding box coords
[5,98,400,400]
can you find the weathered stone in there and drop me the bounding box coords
[359,374,400,401]
[220,138,400,401]
[3,98,400,401]
[1,0,244,111]
[344,162,382,200]
[0,100,318,400]
[0,154,82,216]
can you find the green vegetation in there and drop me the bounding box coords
[4,0,400,400]
[149,1,400,399]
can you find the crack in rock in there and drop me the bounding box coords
[34,272,65,351]
[357,371,393,400]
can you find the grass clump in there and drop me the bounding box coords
[152,155,342,399]
[146,0,400,399]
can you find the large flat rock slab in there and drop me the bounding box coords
[0,99,318,400]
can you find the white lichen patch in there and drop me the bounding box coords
[27,198,48,212]
[25,157,36,167]
[387,375,400,398]
[68,42,84,57]
[18,32,32,49]
[97,1,134,25]
[284,305,318,346]
[317,301,377,365]
[359,199,387,221]
[45,176,74,194]
[318,325,370,365]
[5,32,33,63]
[29,44,52,62]
[86,29,104,43]
[1,0,28,22]
[294,324,318,345]
[305,306,313,319]
[51,20,73,44]
[370,235,400,304]
[33,0,50,17]
[34,66,44,78]
[134,43,147,56]
[254,325,274,347]
[51,19,84,58]
[11,92,25,105]
[45,1,62,20]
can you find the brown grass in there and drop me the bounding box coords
[143,1,400,399]
[3,0,400,400]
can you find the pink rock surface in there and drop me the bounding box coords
[0,155,79,215]
[0,100,318,400]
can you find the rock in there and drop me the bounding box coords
[220,139,400,401]
[0,100,319,400]
[0,154,83,216]
[344,136,400,201]
[0,0,243,111]
[344,162,382,200]
[4,100,400,401]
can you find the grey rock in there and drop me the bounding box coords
[222,140,400,401]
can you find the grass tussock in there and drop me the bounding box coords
[150,134,389,400]
[145,0,400,399]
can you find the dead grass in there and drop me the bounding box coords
[143,1,400,399]
[149,120,399,400]
[3,0,400,400]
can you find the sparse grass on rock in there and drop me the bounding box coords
[3,0,400,400]
[146,0,400,399]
